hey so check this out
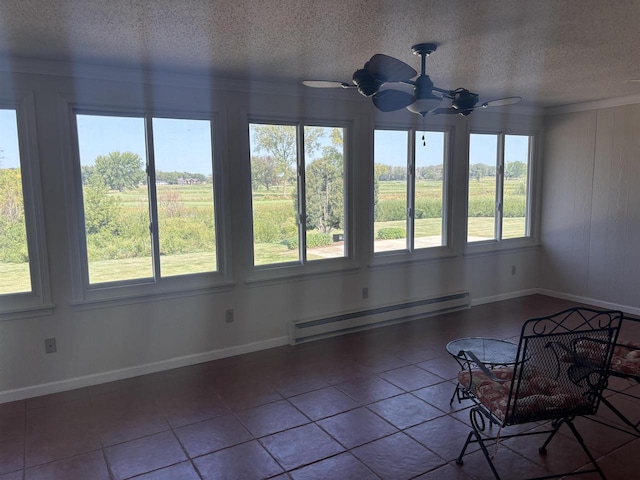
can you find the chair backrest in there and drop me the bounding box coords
[504,307,622,425]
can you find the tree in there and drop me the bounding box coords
[469,163,495,181]
[0,168,28,263]
[0,168,24,224]
[93,151,145,191]
[251,125,323,197]
[251,155,279,191]
[505,161,527,179]
[159,190,186,218]
[83,177,121,234]
[305,145,343,233]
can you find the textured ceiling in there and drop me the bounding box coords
[1,0,639,108]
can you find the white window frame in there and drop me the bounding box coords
[0,92,53,320]
[465,130,537,252]
[246,117,356,282]
[371,126,454,266]
[62,101,232,307]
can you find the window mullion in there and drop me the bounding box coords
[298,125,306,264]
[145,115,161,280]
[495,133,505,242]
[407,130,416,251]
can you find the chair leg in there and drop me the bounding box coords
[455,431,475,465]
[449,383,459,405]
[562,419,607,480]
[599,394,640,435]
[457,407,502,480]
[538,418,563,453]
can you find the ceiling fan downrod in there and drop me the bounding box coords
[406,43,442,117]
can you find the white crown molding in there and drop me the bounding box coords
[545,93,640,116]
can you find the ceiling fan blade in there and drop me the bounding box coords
[479,96,522,108]
[302,80,353,89]
[372,89,415,112]
[431,107,461,115]
[367,54,417,83]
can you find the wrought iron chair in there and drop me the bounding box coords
[586,315,640,436]
[454,307,623,480]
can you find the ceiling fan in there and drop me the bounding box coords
[303,43,521,117]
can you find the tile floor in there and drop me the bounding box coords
[1,294,639,479]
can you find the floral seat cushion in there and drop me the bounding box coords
[611,340,640,378]
[458,367,588,422]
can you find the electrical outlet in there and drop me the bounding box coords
[362,287,369,299]
[44,337,57,354]
[225,309,234,323]
[511,265,517,275]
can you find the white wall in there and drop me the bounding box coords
[0,62,542,402]
[540,103,640,312]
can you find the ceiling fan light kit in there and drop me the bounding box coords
[304,42,521,117]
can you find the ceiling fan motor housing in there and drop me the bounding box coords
[352,67,382,97]
[453,89,479,112]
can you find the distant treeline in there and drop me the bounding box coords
[155,171,212,184]
[376,161,527,182]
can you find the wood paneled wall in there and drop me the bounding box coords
[541,104,640,309]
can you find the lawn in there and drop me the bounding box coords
[0,178,528,293]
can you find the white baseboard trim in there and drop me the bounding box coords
[4,288,637,404]
[537,289,640,316]
[0,336,289,404]
[470,288,540,306]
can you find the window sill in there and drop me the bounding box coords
[72,279,235,310]
[463,239,540,258]
[245,258,361,287]
[0,303,55,322]
[369,246,458,270]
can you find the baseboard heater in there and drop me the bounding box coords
[289,291,470,345]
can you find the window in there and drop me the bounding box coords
[373,129,446,254]
[74,112,219,289]
[249,123,346,267]
[467,133,532,243]
[0,109,31,294]
[0,98,51,318]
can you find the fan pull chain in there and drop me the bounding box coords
[422,133,426,147]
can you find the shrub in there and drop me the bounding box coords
[503,195,526,217]
[282,233,332,251]
[0,220,28,262]
[307,233,332,248]
[375,199,406,222]
[252,202,297,243]
[467,195,495,217]
[414,198,442,219]
[377,227,406,240]
[376,198,443,221]
[283,237,298,250]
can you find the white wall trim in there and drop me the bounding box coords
[537,289,640,316]
[474,287,640,316]
[0,336,289,404]
[470,288,540,306]
[9,288,632,404]
[545,93,640,116]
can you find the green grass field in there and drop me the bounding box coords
[0,178,528,293]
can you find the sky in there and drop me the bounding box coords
[76,114,213,175]
[470,133,529,165]
[0,109,20,168]
[374,130,445,167]
[3,110,528,172]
